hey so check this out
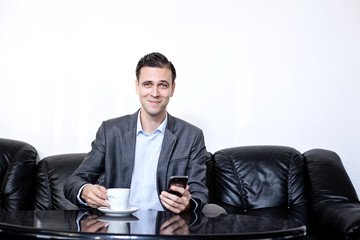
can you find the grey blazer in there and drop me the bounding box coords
[63,110,209,211]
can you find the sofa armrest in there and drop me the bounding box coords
[314,202,360,238]
[304,148,360,238]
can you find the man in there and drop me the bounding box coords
[64,52,208,213]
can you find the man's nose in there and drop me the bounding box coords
[151,86,159,97]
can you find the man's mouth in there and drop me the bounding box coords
[148,100,161,104]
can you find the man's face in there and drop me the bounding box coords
[136,67,175,120]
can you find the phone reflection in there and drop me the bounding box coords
[157,211,198,236]
[159,214,190,235]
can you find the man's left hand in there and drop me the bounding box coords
[160,185,192,213]
[159,214,190,235]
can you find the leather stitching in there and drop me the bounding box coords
[1,145,30,197]
[42,160,53,209]
[228,151,247,211]
[288,151,294,209]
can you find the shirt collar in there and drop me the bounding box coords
[136,111,168,135]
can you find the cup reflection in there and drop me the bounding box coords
[80,214,138,234]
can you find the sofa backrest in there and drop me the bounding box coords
[35,153,85,210]
[212,145,307,213]
[0,138,38,211]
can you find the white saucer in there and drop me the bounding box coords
[98,206,139,216]
[98,215,139,222]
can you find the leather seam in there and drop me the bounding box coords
[1,145,29,197]
[229,152,247,211]
[288,151,294,209]
[42,161,53,209]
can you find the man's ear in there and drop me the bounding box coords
[171,82,176,97]
[135,79,139,95]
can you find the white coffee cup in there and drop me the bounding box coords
[106,188,130,210]
[107,221,129,234]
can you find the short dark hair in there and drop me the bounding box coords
[136,52,176,83]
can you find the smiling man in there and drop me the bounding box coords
[64,52,209,213]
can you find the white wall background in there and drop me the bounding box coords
[1,0,359,196]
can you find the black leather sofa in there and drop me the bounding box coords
[210,146,360,239]
[0,138,38,211]
[1,138,360,239]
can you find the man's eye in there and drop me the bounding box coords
[143,83,151,87]
[160,84,168,88]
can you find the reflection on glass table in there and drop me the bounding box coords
[0,209,306,239]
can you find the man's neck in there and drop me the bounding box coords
[140,111,167,134]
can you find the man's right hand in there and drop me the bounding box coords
[80,214,108,233]
[81,184,110,209]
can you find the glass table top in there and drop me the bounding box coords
[0,209,306,239]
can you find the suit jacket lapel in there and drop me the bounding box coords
[157,113,177,193]
[120,111,138,187]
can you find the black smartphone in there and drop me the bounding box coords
[167,176,188,197]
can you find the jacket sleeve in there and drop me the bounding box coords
[63,122,107,206]
[186,129,209,212]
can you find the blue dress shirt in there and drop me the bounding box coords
[128,111,167,210]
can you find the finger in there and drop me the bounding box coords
[173,225,189,235]
[161,190,192,213]
[163,190,180,203]
[161,191,181,205]
[87,221,108,233]
[86,190,108,208]
[178,185,191,200]
[170,219,187,234]
[184,185,191,197]
[160,195,183,213]
[170,185,192,200]
[93,187,110,207]
[169,185,186,197]
[167,187,191,206]
[160,215,182,231]
[160,194,177,212]
[93,186,107,200]
[96,186,108,199]
[161,221,183,234]
[90,197,109,208]
[93,221,109,233]
[87,186,109,208]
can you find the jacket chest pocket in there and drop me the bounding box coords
[167,157,189,177]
